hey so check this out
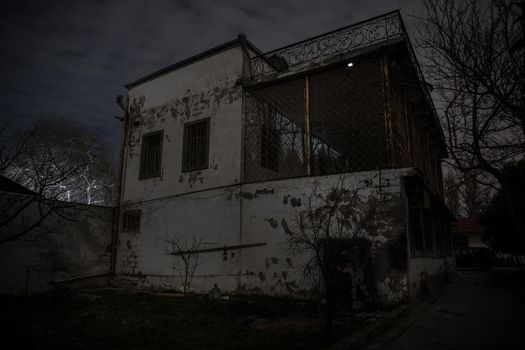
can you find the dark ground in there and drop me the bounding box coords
[4,269,523,349]
[0,288,373,350]
[363,268,525,350]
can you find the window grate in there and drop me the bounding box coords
[182,118,210,172]
[260,123,281,172]
[122,210,141,232]
[139,131,163,179]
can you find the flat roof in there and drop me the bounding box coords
[125,35,262,89]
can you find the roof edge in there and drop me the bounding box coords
[125,35,262,89]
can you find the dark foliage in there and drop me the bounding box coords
[481,162,525,255]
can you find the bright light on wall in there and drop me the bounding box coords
[347,62,354,68]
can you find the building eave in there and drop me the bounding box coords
[125,35,262,90]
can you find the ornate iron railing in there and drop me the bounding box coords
[249,11,403,82]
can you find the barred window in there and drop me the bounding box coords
[260,123,280,172]
[139,131,163,179]
[122,210,141,232]
[182,118,210,172]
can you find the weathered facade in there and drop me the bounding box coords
[115,11,454,306]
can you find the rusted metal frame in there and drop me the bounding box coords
[304,75,312,176]
[139,130,163,179]
[393,85,411,166]
[52,272,113,285]
[239,36,251,184]
[397,20,447,157]
[238,39,249,289]
[168,242,266,256]
[250,11,403,81]
[249,39,404,86]
[381,51,394,168]
[110,96,131,274]
[403,94,413,165]
[257,90,346,160]
[261,10,400,58]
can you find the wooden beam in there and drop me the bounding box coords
[381,51,393,167]
[304,75,312,176]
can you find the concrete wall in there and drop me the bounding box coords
[122,45,245,204]
[116,168,415,306]
[408,256,456,300]
[0,193,113,294]
[240,169,410,306]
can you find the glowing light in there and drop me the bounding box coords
[347,62,354,67]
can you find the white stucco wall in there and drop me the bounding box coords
[116,168,414,305]
[122,45,245,204]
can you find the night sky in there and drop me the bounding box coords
[0,0,423,153]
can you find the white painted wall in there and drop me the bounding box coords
[116,42,452,306]
[116,169,415,305]
[122,45,245,204]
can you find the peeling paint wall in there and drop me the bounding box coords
[239,169,411,304]
[0,193,113,294]
[116,185,243,291]
[122,46,244,204]
[116,43,452,306]
[116,168,419,306]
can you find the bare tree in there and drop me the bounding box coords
[5,117,116,205]
[284,177,385,341]
[164,234,204,295]
[0,130,85,244]
[443,166,493,218]
[417,0,525,235]
[0,117,116,244]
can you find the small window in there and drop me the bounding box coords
[182,118,210,172]
[122,210,141,232]
[139,130,163,179]
[260,123,280,172]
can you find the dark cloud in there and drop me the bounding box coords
[0,0,424,152]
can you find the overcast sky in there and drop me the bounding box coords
[0,0,424,152]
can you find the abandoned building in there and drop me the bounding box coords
[114,10,454,305]
[0,11,454,305]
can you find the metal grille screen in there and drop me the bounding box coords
[244,61,388,183]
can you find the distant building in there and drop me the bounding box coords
[451,217,488,256]
[115,11,454,306]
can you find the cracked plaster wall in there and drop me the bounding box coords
[122,46,244,205]
[117,45,450,306]
[116,168,416,306]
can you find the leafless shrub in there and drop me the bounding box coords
[285,176,385,340]
[163,233,204,294]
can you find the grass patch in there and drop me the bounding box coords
[0,289,367,350]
